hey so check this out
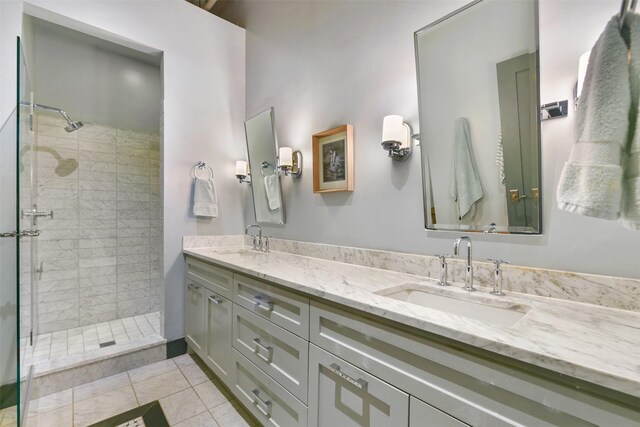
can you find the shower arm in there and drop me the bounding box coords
[19,101,74,124]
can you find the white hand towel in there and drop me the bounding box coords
[557,16,630,220]
[621,13,640,230]
[263,174,281,211]
[193,177,218,218]
[450,118,484,220]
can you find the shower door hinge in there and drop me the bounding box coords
[30,329,33,346]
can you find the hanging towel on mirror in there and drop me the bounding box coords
[264,173,281,211]
[496,130,505,184]
[557,15,630,220]
[193,177,218,218]
[450,118,484,220]
[622,13,640,230]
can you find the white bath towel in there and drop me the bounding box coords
[450,118,484,220]
[496,130,505,184]
[621,13,640,230]
[263,173,281,211]
[557,15,630,220]
[193,177,218,218]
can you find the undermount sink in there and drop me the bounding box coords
[376,284,530,328]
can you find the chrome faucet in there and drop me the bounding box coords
[453,236,475,291]
[245,224,263,251]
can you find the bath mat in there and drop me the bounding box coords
[87,400,169,427]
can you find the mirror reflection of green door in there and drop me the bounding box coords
[496,52,540,231]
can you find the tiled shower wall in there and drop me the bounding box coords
[20,112,162,336]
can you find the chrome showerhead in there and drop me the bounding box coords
[64,121,84,132]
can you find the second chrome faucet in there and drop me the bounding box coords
[453,236,474,291]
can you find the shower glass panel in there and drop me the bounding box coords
[17,36,37,427]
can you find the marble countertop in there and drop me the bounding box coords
[183,246,640,399]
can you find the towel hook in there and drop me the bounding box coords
[620,0,638,29]
[192,161,214,179]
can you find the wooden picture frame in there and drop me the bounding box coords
[312,124,354,193]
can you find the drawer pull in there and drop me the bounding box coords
[254,295,275,311]
[208,295,223,304]
[251,388,273,417]
[328,363,368,390]
[252,337,274,363]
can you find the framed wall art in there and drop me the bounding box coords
[312,124,354,193]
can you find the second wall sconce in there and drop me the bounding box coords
[235,160,251,184]
[278,147,302,177]
[381,115,413,161]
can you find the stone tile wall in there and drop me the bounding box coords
[20,112,162,335]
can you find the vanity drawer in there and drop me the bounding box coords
[233,274,309,339]
[308,344,409,427]
[310,300,639,427]
[233,305,309,403]
[231,349,308,427]
[410,396,468,427]
[186,256,234,299]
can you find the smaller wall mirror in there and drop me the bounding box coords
[415,0,541,234]
[244,107,285,224]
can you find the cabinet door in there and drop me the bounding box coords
[205,290,233,387]
[308,344,409,427]
[185,280,206,355]
[410,397,468,427]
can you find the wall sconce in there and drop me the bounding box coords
[381,115,413,161]
[235,160,251,184]
[575,50,591,109]
[278,147,302,177]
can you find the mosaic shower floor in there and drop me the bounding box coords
[20,312,163,375]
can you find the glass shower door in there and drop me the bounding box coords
[0,36,37,427]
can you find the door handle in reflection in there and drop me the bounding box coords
[509,189,526,204]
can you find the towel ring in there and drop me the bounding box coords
[261,161,277,177]
[192,161,215,179]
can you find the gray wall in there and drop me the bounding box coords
[226,0,639,279]
[32,18,162,133]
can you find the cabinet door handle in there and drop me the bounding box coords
[251,388,272,417]
[328,363,368,390]
[253,295,275,311]
[252,337,274,363]
[208,295,223,304]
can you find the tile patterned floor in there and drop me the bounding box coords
[21,312,161,370]
[11,353,258,427]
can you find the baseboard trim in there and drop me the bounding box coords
[166,338,187,359]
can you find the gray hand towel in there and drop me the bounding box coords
[557,16,630,220]
[450,118,484,220]
[622,13,640,230]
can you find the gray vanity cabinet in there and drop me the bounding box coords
[185,279,206,355]
[308,343,409,427]
[410,397,468,427]
[204,289,233,387]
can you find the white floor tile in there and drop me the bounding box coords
[159,388,207,425]
[73,385,137,427]
[132,368,190,405]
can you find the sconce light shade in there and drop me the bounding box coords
[577,50,591,101]
[235,160,248,176]
[235,160,251,184]
[277,147,302,178]
[382,115,406,147]
[279,147,293,167]
[381,115,413,161]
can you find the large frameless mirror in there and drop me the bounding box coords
[244,107,285,224]
[415,0,541,234]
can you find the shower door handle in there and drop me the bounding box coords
[0,230,40,238]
